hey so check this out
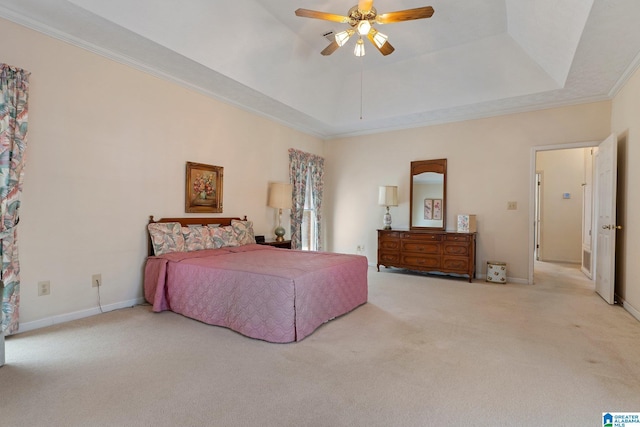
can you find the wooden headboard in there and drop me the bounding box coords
[147,215,247,256]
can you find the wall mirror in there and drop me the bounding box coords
[410,159,447,230]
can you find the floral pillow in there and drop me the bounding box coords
[182,225,210,252]
[231,219,256,245]
[210,225,240,248]
[205,224,220,249]
[148,222,185,255]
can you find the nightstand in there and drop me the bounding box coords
[257,239,292,249]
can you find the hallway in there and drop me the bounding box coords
[534,260,596,292]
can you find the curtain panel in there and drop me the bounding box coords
[288,148,324,250]
[0,64,30,335]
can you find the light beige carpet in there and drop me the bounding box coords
[1,262,639,427]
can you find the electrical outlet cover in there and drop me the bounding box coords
[38,281,50,296]
[92,274,102,287]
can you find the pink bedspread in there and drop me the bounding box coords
[144,244,368,343]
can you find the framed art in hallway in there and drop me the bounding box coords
[185,161,223,213]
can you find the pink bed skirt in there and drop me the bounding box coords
[144,245,368,343]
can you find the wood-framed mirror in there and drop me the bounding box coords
[410,159,447,230]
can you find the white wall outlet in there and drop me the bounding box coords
[507,201,518,210]
[38,281,50,296]
[92,274,102,288]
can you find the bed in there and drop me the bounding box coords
[144,216,368,343]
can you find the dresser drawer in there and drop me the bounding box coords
[379,231,401,239]
[378,251,400,264]
[401,232,442,241]
[442,256,469,271]
[401,240,440,254]
[379,239,400,251]
[443,242,469,256]
[445,234,470,242]
[401,254,440,269]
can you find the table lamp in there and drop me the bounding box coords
[379,186,398,230]
[268,182,293,242]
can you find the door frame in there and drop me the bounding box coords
[534,171,543,261]
[528,140,599,284]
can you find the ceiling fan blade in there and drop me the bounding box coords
[358,0,374,13]
[321,41,341,56]
[295,8,351,24]
[376,6,434,24]
[367,33,395,56]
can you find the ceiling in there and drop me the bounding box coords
[2,0,640,139]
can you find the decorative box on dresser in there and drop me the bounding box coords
[377,229,476,282]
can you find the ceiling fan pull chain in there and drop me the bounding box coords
[360,57,364,120]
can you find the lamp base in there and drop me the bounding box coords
[274,225,285,242]
[383,207,392,230]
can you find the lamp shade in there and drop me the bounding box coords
[268,182,293,209]
[335,29,355,47]
[378,186,398,207]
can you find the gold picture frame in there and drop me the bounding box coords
[185,162,223,213]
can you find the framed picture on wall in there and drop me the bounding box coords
[433,199,442,220]
[424,198,433,220]
[185,161,224,213]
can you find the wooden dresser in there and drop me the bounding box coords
[377,229,477,282]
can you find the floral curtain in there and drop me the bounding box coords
[1,64,30,335]
[288,148,324,250]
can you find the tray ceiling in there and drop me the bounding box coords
[1,0,640,138]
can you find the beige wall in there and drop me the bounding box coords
[324,103,611,282]
[536,148,586,263]
[611,64,640,319]
[1,18,323,328]
[5,15,639,329]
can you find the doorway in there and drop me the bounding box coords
[534,172,542,261]
[529,142,598,285]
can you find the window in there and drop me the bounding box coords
[301,170,317,251]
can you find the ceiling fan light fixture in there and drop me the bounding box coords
[354,37,366,57]
[295,2,435,57]
[335,29,355,47]
[357,20,372,36]
[371,29,388,48]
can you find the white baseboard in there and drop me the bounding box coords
[617,295,640,322]
[16,297,146,334]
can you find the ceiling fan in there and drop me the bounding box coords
[295,0,434,57]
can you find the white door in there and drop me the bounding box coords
[534,172,542,260]
[595,134,618,304]
[581,149,595,278]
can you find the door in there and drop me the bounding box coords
[595,134,618,304]
[581,148,595,278]
[534,173,542,260]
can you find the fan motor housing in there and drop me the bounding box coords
[348,5,377,26]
